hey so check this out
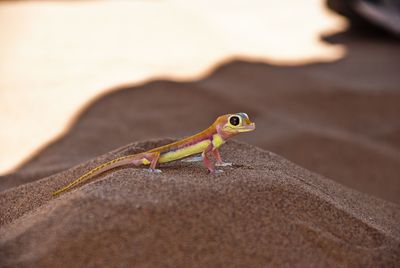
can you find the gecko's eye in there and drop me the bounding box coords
[229,115,240,126]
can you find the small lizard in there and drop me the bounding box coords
[52,113,255,196]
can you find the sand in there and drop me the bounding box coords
[1,140,400,267]
[1,23,400,268]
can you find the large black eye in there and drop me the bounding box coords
[229,116,240,126]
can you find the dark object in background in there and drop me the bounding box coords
[327,0,400,37]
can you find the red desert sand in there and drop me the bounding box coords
[1,139,400,267]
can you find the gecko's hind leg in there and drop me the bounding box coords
[143,152,162,173]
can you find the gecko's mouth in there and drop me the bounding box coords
[237,123,256,132]
[222,122,256,133]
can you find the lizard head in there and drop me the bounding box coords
[215,113,256,137]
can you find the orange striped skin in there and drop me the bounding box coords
[52,113,255,196]
[149,124,216,155]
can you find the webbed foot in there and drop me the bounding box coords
[215,162,232,167]
[209,169,224,174]
[146,168,162,173]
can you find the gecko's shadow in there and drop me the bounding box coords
[2,29,400,204]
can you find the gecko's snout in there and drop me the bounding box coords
[238,122,255,132]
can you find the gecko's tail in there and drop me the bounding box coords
[52,155,136,196]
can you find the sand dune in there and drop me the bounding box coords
[1,22,400,267]
[1,140,399,267]
[2,45,400,203]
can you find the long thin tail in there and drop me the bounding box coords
[52,154,137,196]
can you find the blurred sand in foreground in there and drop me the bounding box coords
[0,0,346,174]
[2,140,399,267]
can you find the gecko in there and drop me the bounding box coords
[52,113,255,196]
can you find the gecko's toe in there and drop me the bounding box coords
[215,162,233,167]
[146,168,162,173]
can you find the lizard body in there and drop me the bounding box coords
[52,113,255,196]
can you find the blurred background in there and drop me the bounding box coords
[1,0,399,203]
[0,0,345,173]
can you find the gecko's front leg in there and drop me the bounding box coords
[213,148,232,167]
[202,144,217,173]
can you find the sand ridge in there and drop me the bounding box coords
[1,140,399,267]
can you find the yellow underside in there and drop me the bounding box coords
[158,140,211,163]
